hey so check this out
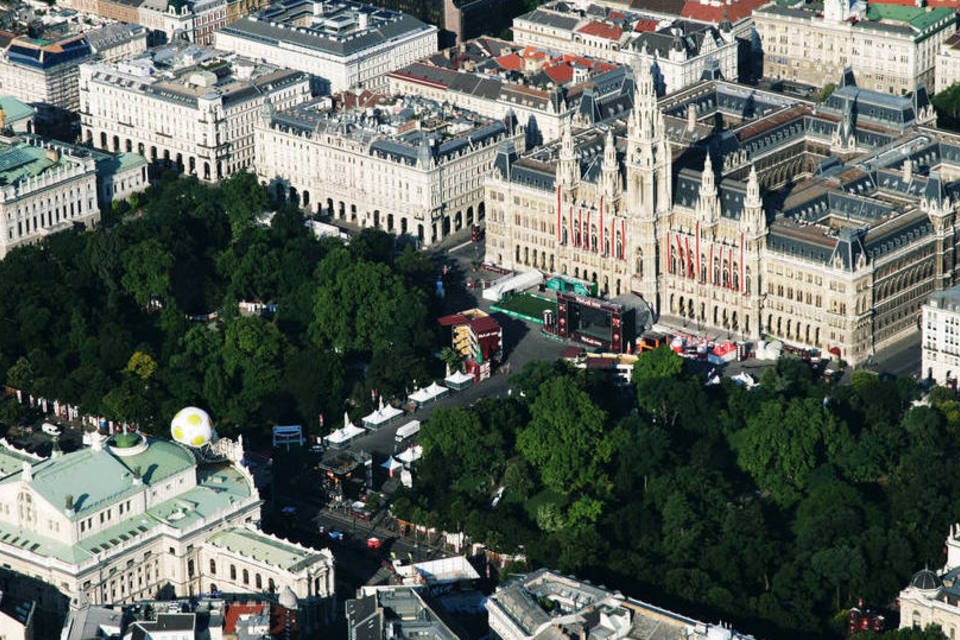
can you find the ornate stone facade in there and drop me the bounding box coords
[485,66,952,363]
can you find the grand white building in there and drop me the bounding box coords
[0,429,335,630]
[214,0,438,95]
[256,96,523,245]
[79,45,310,182]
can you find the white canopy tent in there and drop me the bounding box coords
[444,370,474,390]
[408,382,449,406]
[323,424,365,448]
[362,399,404,430]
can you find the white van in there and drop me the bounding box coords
[41,422,61,437]
[394,420,421,444]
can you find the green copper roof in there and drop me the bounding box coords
[0,446,36,479]
[0,96,35,125]
[0,143,59,187]
[0,460,257,566]
[145,464,253,531]
[0,439,196,519]
[206,527,327,572]
[26,447,139,517]
[113,439,195,485]
[865,4,955,31]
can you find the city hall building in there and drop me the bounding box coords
[484,65,951,363]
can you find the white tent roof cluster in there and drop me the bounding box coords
[362,397,404,429]
[323,412,366,446]
[408,381,449,405]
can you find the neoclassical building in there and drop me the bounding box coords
[485,66,953,363]
[0,431,335,629]
[256,95,523,245]
[79,45,310,182]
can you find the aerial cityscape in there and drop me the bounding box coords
[0,0,959,637]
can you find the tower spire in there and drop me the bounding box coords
[697,153,720,224]
[557,116,579,188]
[601,128,620,198]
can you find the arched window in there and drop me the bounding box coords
[230,565,236,581]
[209,559,216,575]
[636,248,644,278]
[268,578,276,593]
[256,574,262,590]
[713,257,720,284]
[242,569,249,585]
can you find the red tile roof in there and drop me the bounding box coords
[576,21,624,40]
[680,0,767,22]
[544,63,573,84]
[224,604,267,634]
[496,52,523,71]
[634,17,659,31]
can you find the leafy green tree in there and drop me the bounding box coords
[734,397,848,505]
[817,82,837,102]
[310,248,431,355]
[6,356,33,389]
[120,239,174,308]
[125,351,158,381]
[516,377,620,496]
[933,82,960,130]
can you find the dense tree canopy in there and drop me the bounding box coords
[0,173,442,442]
[395,354,960,638]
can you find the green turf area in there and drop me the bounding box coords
[492,293,555,323]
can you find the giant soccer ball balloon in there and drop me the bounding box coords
[170,407,213,447]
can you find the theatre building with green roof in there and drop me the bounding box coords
[0,431,335,631]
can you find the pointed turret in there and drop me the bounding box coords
[700,152,716,197]
[601,128,620,199]
[557,116,579,189]
[697,153,720,225]
[743,164,765,236]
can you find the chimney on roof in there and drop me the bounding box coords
[904,158,913,183]
[21,461,31,483]
[687,103,697,132]
[46,147,60,163]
